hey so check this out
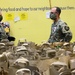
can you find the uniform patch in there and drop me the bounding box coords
[64,26,69,31]
[52,27,57,33]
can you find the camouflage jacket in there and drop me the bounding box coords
[48,19,72,43]
[0,23,8,41]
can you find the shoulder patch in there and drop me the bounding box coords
[64,26,69,31]
[62,25,70,33]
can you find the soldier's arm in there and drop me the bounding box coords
[61,22,72,42]
[48,26,53,43]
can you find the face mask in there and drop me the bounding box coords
[0,15,3,22]
[50,13,56,20]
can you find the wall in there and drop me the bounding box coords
[0,0,75,45]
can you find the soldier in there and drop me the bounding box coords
[0,12,15,41]
[48,7,72,43]
[0,13,8,41]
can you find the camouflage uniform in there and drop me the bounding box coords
[0,23,8,41]
[48,19,72,43]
